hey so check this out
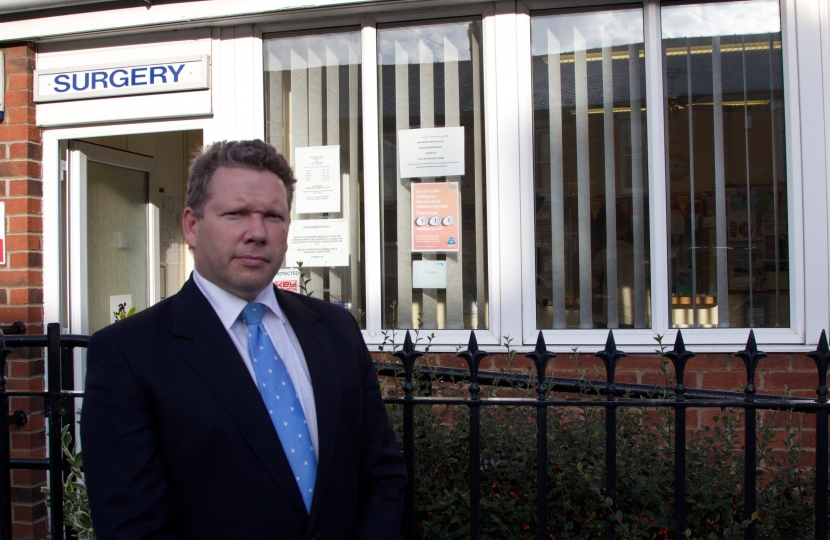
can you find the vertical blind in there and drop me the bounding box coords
[531,8,651,330]
[662,0,788,329]
[378,20,488,330]
[264,30,365,325]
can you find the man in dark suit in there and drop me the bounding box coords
[81,140,406,540]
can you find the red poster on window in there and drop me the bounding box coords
[411,182,460,252]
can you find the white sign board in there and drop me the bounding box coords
[34,56,210,103]
[285,219,349,268]
[295,145,341,214]
[413,260,447,289]
[398,127,465,178]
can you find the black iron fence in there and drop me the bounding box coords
[0,322,829,540]
[0,323,88,540]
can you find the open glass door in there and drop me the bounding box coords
[66,141,157,336]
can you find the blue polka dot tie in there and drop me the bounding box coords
[240,302,317,512]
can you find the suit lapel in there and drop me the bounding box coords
[276,289,342,524]
[173,279,309,517]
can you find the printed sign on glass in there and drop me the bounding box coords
[294,145,341,214]
[285,219,350,267]
[398,127,465,179]
[275,268,301,293]
[411,182,460,252]
[412,260,447,289]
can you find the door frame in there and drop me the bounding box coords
[67,140,156,336]
[43,119,212,334]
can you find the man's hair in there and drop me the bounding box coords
[186,140,297,217]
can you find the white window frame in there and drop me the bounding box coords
[514,0,822,352]
[259,6,507,349]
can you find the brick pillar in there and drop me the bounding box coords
[1,43,48,540]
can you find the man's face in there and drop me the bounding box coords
[183,166,290,301]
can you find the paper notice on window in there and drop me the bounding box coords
[412,260,447,289]
[295,145,341,214]
[274,268,300,293]
[398,127,465,179]
[286,219,349,267]
[411,182,460,252]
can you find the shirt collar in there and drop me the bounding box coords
[192,268,286,331]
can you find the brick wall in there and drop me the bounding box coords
[0,43,47,540]
[373,347,822,460]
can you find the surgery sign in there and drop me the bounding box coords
[34,56,209,103]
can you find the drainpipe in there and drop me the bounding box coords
[0,51,4,124]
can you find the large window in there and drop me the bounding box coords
[531,8,651,330]
[264,30,365,325]
[377,20,488,330]
[256,0,806,347]
[662,0,788,329]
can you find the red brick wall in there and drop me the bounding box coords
[373,348,822,460]
[375,350,819,397]
[0,43,47,540]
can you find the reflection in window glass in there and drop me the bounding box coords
[378,20,488,330]
[264,30,365,326]
[531,8,651,330]
[662,0,788,328]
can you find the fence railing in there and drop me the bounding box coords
[1,322,829,540]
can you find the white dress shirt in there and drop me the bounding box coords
[193,269,319,459]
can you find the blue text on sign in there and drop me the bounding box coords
[53,64,186,93]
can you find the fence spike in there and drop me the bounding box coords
[595,330,626,398]
[458,331,489,398]
[735,329,766,401]
[393,331,423,397]
[808,330,830,539]
[663,330,695,401]
[526,333,556,400]
[807,330,830,403]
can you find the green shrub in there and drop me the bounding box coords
[42,424,96,540]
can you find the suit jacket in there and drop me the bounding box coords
[81,277,406,540]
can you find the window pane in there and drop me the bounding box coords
[87,162,148,334]
[531,8,651,330]
[264,30,365,326]
[378,20,488,330]
[662,0,788,328]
